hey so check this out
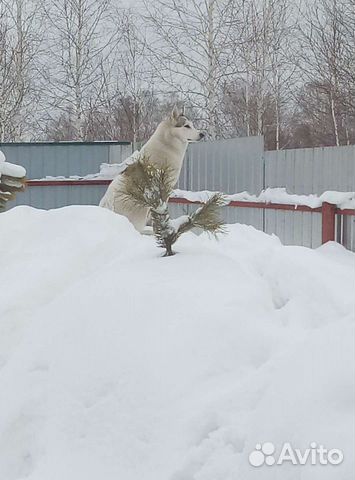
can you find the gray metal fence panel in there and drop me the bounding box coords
[178,136,264,194]
[109,144,132,164]
[0,142,132,179]
[340,215,355,252]
[265,145,355,194]
[170,203,345,250]
[264,210,322,248]
[8,184,108,209]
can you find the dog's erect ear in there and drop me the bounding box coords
[171,105,180,120]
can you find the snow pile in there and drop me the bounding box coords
[172,187,355,210]
[0,205,353,480]
[0,150,26,179]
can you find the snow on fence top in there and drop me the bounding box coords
[32,159,132,182]
[30,159,355,210]
[28,181,355,211]
[172,188,355,210]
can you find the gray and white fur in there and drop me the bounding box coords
[100,107,204,232]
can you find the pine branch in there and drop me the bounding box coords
[119,156,175,209]
[189,193,227,235]
[152,193,226,256]
[0,175,26,211]
[120,155,226,256]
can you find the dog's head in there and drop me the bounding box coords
[167,106,205,143]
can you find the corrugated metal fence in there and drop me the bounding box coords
[3,139,355,251]
[263,146,355,250]
[178,136,264,194]
[176,141,355,250]
[0,141,132,179]
[15,182,109,210]
[3,141,131,210]
[174,136,266,233]
[264,145,355,194]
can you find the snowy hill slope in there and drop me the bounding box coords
[0,206,354,480]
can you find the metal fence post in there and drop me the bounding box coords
[321,202,337,244]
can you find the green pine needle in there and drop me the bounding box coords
[120,155,226,256]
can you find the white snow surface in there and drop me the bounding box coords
[0,205,354,480]
[0,150,26,179]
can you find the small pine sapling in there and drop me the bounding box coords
[120,155,226,256]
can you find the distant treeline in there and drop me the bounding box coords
[1,0,354,149]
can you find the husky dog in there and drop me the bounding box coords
[100,107,204,232]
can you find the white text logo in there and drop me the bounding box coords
[249,442,344,467]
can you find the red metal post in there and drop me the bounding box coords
[321,202,337,244]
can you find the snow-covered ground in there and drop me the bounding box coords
[0,205,354,480]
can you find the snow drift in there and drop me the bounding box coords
[0,205,353,480]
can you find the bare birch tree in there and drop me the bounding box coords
[339,0,355,142]
[0,0,42,141]
[41,0,118,140]
[298,0,350,146]
[79,9,168,143]
[111,10,157,146]
[143,0,240,139]
[221,0,297,149]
